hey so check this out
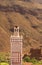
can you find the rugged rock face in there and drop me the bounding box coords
[0,0,42,55]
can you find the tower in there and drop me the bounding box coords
[10,26,23,65]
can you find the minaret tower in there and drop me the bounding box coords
[10,26,23,65]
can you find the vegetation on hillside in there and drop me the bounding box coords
[0,52,10,62]
[23,55,42,65]
[0,52,42,65]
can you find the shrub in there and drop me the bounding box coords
[31,58,38,64]
[23,56,31,62]
[0,62,9,65]
[23,55,39,64]
[38,60,42,64]
[0,52,10,63]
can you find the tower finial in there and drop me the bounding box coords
[14,26,19,36]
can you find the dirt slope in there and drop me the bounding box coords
[0,0,42,54]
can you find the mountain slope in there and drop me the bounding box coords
[0,0,42,54]
[33,0,42,4]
